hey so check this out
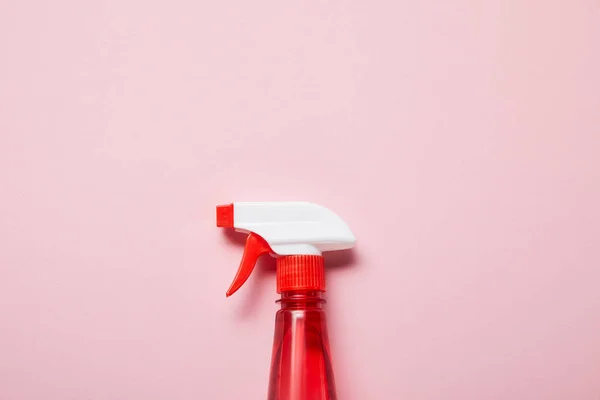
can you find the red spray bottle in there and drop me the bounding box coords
[217,202,356,400]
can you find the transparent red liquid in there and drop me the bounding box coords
[267,291,337,400]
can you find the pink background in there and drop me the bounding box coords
[1,0,599,399]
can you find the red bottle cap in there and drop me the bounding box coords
[276,255,325,293]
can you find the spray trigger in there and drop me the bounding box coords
[226,232,272,297]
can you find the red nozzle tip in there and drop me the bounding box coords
[216,204,234,228]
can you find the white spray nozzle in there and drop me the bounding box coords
[219,202,356,255]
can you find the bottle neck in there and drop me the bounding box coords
[269,289,336,399]
[277,290,325,309]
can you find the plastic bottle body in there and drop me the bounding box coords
[267,291,337,400]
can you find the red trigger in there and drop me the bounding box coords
[226,232,272,297]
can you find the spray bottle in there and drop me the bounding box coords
[216,201,356,400]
